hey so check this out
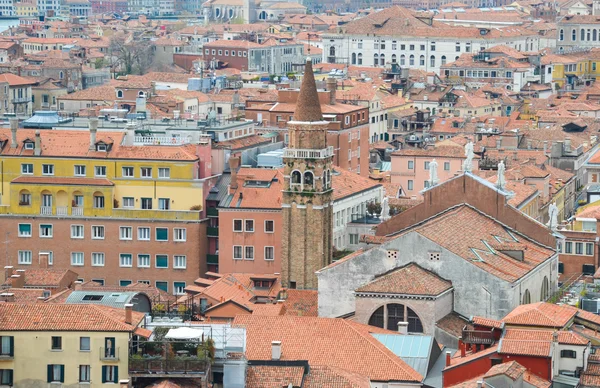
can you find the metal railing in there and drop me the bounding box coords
[134,136,190,146]
[129,358,209,375]
[100,347,119,361]
[40,206,52,215]
[284,146,334,159]
[72,207,83,216]
[12,97,30,104]
[462,329,495,345]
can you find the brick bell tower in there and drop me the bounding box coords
[281,57,334,290]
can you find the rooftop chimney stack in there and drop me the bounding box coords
[125,122,136,146]
[496,136,502,149]
[119,380,131,388]
[564,137,571,153]
[39,252,49,269]
[124,303,133,325]
[89,117,98,151]
[9,118,17,148]
[445,350,451,367]
[326,77,336,105]
[476,381,484,388]
[0,293,15,302]
[10,274,24,288]
[3,266,13,282]
[15,269,25,284]
[34,130,41,156]
[271,341,282,360]
[397,321,408,335]
[228,155,241,193]
[543,140,548,155]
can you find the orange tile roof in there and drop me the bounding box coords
[1,288,49,303]
[356,263,452,296]
[0,303,144,331]
[251,303,284,316]
[246,365,304,388]
[392,145,478,159]
[332,168,382,201]
[503,328,588,345]
[2,268,75,288]
[472,316,503,329]
[0,73,37,86]
[281,289,318,317]
[303,365,371,388]
[501,302,577,328]
[498,338,551,357]
[197,273,282,309]
[215,134,272,151]
[445,344,499,370]
[233,315,422,382]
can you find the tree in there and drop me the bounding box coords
[367,201,382,216]
[109,35,154,75]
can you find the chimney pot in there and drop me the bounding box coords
[3,266,13,282]
[326,77,337,105]
[89,117,98,151]
[0,292,15,302]
[10,274,24,288]
[9,118,17,148]
[34,130,41,156]
[229,155,241,193]
[124,303,133,325]
[445,350,451,367]
[397,321,408,335]
[271,340,282,360]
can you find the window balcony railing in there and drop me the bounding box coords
[284,146,334,159]
[462,329,495,345]
[12,97,31,104]
[72,207,84,216]
[56,206,68,216]
[40,206,52,215]
[100,347,119,361]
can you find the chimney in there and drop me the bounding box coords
[233,90,240,106]
[125,122,136,146]
[124,303,133,325]
[39,252,49,269]
[0,293,15,302]
[326,77,336,105]
[564,137,571,153]
[3,266,13,282]
[397,321,408,335]
[15,269,25,284]
[476,381,484,388]
[271,340,282,360]
[527,139,532,150]
[229,155,240,193]
[496,136,502,149]
[89,117,98,151]
[34,130,41,156]
[543,140,548,155]
[74,280,83,290]
[9,117,17,148]
[459,337,466,357]
[10,274,24,288]
[471,344,477,353]
[445,350,451,367]
[150,81,156,96]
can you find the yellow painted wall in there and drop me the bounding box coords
[0,330,129,387]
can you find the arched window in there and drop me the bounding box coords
[19,189,31,206]
[573,28,577,41]
[228,8,234,18]
[215,8,221,17]
[407,307,424,333]
[441,55,447,65]
[291,170,302,186]
[419,55,425,66]
[430,55,435,67]
[559,29,564,41]
[351,53,356,65]
[368,306,384,328]
[455,56,459,61]
[581,28,586,41]
[594,29,598,41]
[325,169,331,189]
[541,276,549,300]
[392,54,397,63]
[387,303,404,330]
[116,90,123,98]
[357,53,362,65]
[59,71,64,79]
[93,192,105,209]
[303,171,314,189]
[329,46,336,57]
[522,289,531,304]
[374,53,379,66]
[400,54,405,66]
[588,29,591,41]
[409,54,414,66]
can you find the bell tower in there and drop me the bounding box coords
[281,57,333,290]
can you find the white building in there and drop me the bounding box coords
[322,6,540,75]
[557,15,600,51]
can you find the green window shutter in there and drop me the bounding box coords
[7,369,12,385]
[47,365,52,383]
[113,366,119,384]
[156,228,168,241]
[156,255,168,268]
[18,224,31,234]
[59,365,64,383]
[156,282,168,292]
[102,366,107,383]
[9,336,13,357]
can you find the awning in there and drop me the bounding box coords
[165,327,204,340]
[134,327,153,338]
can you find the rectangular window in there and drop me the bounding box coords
[102,366,118,384]
[140,167,152,178]
[42,164,54,175]
[245,246,254,260]
[137,254,150,268]
[19,192,31,205]
[576,242,584,255]
[21,163,33,174]
[120,254,132,267]
[233,219,243,232]
[120,226,132,240]
[48,364,64,383]
[174,255,187,269]
[92,252,105,267]
[424,161,430,170]
[79,365,90,383]
[174,228,186,241]
[71,252,84,266]
[79,337,90,351]
[18,250,32,264]
[138,227,150,241]
[265,220,274,233]
[561,350,576,358]
[0,336,13,357]
[174,282,186,295]
[407,180,414,190]
[158,167,170,178]
[408,161,414,169]
[71,225,84,239]
[245,220,254,232]
[265,246,274,261]
[141,198,152,210]
[92,279,105,286]
[565,241,573,254]
[156,282,168,292]
[120,280,132,287]
[40,224,53,238]
[18,223,31,237]
[92,225,104,239]
[95,166,106,177]
[93,195,105,209]
[156,255,168,268]
[233,245,243,260]
[123,197,134,208]
[158,198,170,210]
[0,370,11,386]
[156,228,168,241]
[74,165,86,176]
[587,243,594,256]
[122,166,134,177]
[51,336,62,350]
[444,162,450,171]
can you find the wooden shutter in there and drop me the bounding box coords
[101,366,107,383]
[47,365,52,383]
[8,337,13,357]
[59,365,64,383]
[113,366,119,384]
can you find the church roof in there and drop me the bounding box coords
[356,263,452,296]
[293,58,323,122]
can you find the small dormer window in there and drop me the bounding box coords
[24,142,34,150]
[96,144,107,152]
[116,90,123,99]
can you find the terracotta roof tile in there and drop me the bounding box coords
[392,145,479,159]
[0,288,49,303]
[246,365,304,388]
[436,312,471,338]
[501,302,577,327]
[293,58,323,122]
[303,365,371,387]
[356,263,452,296]
[498,338,551,357]
[472,316,503,329]
[2,268,75,288]
[281,289,318,317]
[332,168,382,201]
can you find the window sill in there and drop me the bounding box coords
[50,349,63,352]
[79,350,91,352]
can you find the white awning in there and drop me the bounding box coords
[165,327,204,340]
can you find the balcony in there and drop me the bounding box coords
[207,254,219,265]
[206,207,218,217]
[133,136,190,146]
[12,97,31,104]
[72,207,83,216]
[462,329,495,345]
[284,146,334,160]
[207,227,219,237]
[40,206,52,215]
[112,208,200,221]
[56,206,68,216]
[100,347,119,361]
[129,358,210,377]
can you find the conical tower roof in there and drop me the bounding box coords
[293,57,323,122]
